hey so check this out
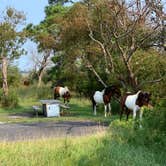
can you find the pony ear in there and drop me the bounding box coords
[139,92,144,97]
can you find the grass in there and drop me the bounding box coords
[0,86,165,166]
[0,122,165,166]
[0,95,118,124]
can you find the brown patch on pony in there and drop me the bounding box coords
[54,86,61,99]
[120,93,132,120]
[62,91,71,103]
[135,92,144,106]
[23,80,30,86]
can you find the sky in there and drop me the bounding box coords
[0,0,48,71]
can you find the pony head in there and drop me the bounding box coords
[63,91,71,103]
[105,85,121,98]
[136,91,151,107]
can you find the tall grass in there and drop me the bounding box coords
[0,125,165,166]
[17,85,53,100]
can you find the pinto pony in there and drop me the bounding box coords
[92,85,121,117]
[120,90,151,122]
[54,86,71,103]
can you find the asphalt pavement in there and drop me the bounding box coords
[0,121,108,141]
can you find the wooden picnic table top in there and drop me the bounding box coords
[40,99,61,104]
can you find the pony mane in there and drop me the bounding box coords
[104,86,115,95]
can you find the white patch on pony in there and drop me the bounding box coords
[64,86,69,91]
[93,90,105,104]
[125,90,141,111]
[59,87,69,97]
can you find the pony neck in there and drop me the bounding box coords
[136,90,141,95]
[64,86,69,91]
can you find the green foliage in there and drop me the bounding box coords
[0,7,26,60]
[0,66,22,87]
[0,89,19,108]
[110,104,166,165]
[18,85,53,100]
[36,86,53,99]
[48,0,74,5]
[143,106,165,143]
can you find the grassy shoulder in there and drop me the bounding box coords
[0,97,118,124]
[0,120,165,166]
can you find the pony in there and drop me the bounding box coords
[23,80,30,86]
[120,90,151,123]
[92,85,121,117]
[54,86,71,103]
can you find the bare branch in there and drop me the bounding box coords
[86,19,114,73]
[86,60,107,88]
[137,77,164,88]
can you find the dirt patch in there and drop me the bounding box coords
[8,112,34,119]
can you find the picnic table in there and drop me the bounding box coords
[33,100,70,117]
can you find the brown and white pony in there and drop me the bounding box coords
[120,90,151,125]
[54,86,71,103]
[92,85,121,117]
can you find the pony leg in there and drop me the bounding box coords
[133,106,139,120]
[139,109,143,128]
[104,105,107,117]
[94,105,97,115]
[54,93,57,99]
[126,109,130,121]
[120,109,123,121]
[133,108,137,120]
[108,103,111,116]
[120,106,125,120]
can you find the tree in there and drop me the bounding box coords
[0,8,26,96]
[85,0,165,89]
[55,0,165,90]
[48,0,74,5]
[0,65,22,88]
[30,49,54,87]
[25,4,69,86]
[32,0,165,95]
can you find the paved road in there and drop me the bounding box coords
[0,121,108,141]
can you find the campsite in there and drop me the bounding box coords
[0,0,166,165]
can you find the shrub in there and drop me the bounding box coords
[36,86,53,99]
[111,99,121,115]
[0,89,19,108]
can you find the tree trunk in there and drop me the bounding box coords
[121,53,138,90]
[37,69,44,87]
[126,62,138,90]
[2,57,8,96]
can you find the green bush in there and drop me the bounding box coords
[136,106,166,149]
[36,86,53,99]
[0,90,19,108]
[111,104,166,152]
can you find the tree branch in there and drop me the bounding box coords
[86,60,107,88]
[137,77,164,88]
